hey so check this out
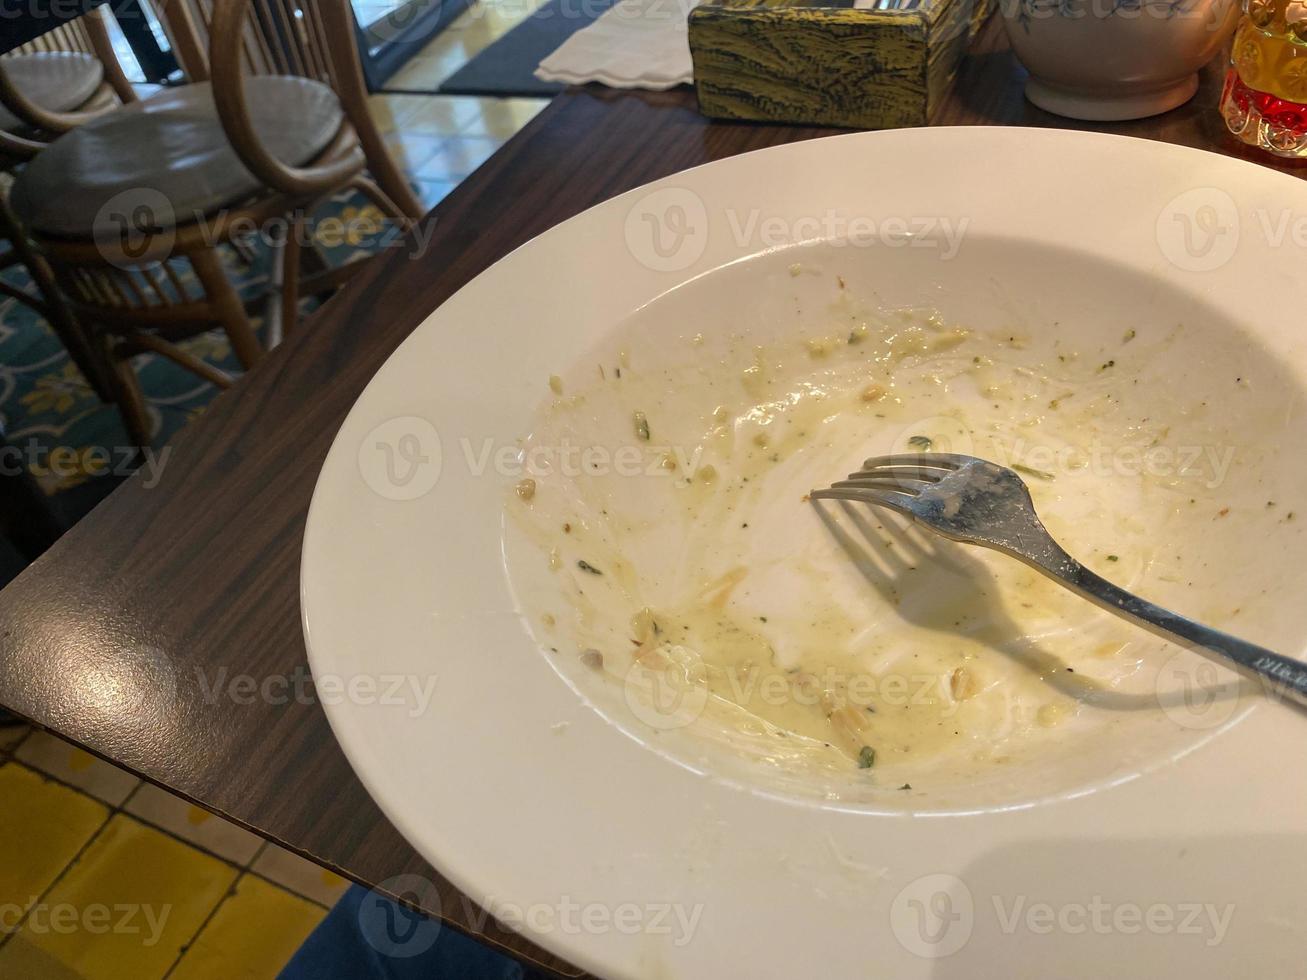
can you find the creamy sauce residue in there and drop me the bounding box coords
[504,274,1297,790]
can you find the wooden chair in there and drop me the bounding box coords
[0,9,138,160]
[0,8,142,404]
[157,0,423,221]
[3,0,424,447]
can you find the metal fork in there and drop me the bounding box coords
[811,453,1307,709]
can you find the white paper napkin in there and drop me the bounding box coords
[535,0,700,91]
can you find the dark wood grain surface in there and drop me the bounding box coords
[0,15,1298,976]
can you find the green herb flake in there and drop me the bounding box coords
[1123,329,1136,343]
[1012,463,1055,482]
[1106,554,1120,562]
[633,411,650,441]
[857,746,876,769]
[577,560,604,575]
[907,435,933,450]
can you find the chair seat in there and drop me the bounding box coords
[0,51,104,131]
[10,76,346,238]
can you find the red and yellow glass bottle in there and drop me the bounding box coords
[1220,0,1307,157]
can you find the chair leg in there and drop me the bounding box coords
[0,208,114,401]
[189,247,263,370]
[28,257,115,402]
[353,127,424,221]
[102,337,153,449]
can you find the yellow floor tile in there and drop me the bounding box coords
[366,93,408,134]
[250,845,350,908]
[389,94,489,136]
[0,815,237,980]
[451,17,510,56]
[0,764,108,927]
[418,136,503,180]
[386,57,446,91]
[15,730,139,807]
[124,784,264,867]
[449,0,544,37]
[170,875,325,980]
[461,96,549,139]
[383,130,446,177]
[387,46,467,90]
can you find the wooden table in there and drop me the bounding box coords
[0,18,1297,976]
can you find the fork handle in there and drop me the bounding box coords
[1046,558,1307,710]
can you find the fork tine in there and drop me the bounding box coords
[832,477,927,495]
[809,486,918,516]
[845,466,944,483]
[861,453,969,471]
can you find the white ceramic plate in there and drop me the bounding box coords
[303,128,1307,978]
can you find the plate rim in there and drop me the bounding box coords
[301,125,1307,977]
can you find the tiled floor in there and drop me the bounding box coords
[383,0,551,91]
[1,7,550,977]
[0,722,350,978]
[367,0,551,210]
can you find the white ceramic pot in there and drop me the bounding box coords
[1000,0,1240,120]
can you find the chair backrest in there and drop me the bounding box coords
[156,0,368,98]
[10,18,102,58]
[153,0,372,198]
[0,8,138,156]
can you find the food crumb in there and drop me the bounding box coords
[515,478,536,501]
[949,666,978,701]
[549,374,563,395]
[1037,703,1067,728]
[805,337,836,358]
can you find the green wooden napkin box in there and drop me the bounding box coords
[688,0,992,129]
